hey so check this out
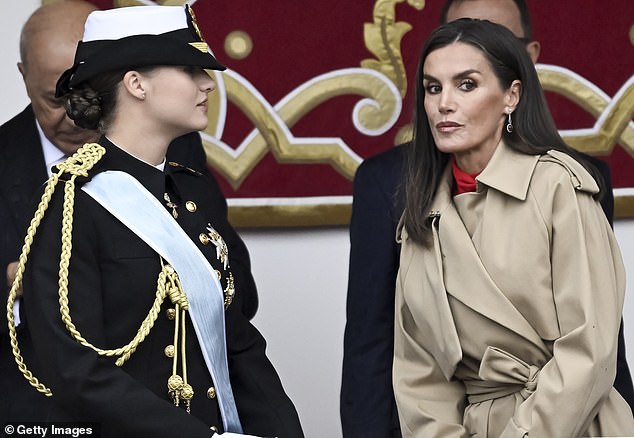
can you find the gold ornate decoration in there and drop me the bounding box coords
[228,199,353,228]
[186,4,204,39]
[190,41,209,53]
[616,195,634,219]
[225,30,253,60]
[201,68,401,189]
[394,123,413,145]
[537,66,634,156]
[361,0,425,97]
[48,2,633,223]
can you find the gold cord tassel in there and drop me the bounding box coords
[163,261,194,412]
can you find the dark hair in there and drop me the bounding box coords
[64,66,154,132]
[403,18,604,243]
[439,0,533,40]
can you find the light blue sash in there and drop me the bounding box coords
[82,170,242,433]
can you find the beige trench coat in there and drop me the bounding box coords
[393,141,634,437]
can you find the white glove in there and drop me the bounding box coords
[212,433,273,438]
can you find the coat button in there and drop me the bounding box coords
[165,308,176,320]
[210,426,218,433]
[185,201,197,212]
[164,345,175,358]
[207,387,216,399]
[199,233,210,245]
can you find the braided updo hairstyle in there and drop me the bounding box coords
[63,69,125,132]
[63,66,155,132]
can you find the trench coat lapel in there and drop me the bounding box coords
[400,218,462,380]
[431,167,545,351]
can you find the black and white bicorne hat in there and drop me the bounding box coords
[56,5,225,97]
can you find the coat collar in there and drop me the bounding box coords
[426,142,532,216]
[475,140,540,201]
[472,140,599,200]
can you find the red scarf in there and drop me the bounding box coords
[451,159,480,195]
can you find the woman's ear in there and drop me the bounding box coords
[122,70,146,101]
[505,79,522,112]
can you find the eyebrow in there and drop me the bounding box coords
[423,69,482,82]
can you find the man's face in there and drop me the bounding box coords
[445,0,540,62]
[18,36,99,155]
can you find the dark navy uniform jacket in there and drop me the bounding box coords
[0,106,258,425]
[21,137,303,437]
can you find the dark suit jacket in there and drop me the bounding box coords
[21,137,303,437]
[0,106,258,423]
[340,143,634,437]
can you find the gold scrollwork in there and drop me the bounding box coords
[201,69,400,188]
[361,0,425,97]
[537,68,634,156]
[71,1,633,224]
[563,82,634,156]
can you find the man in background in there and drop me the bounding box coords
[340,1,633,436]
[1,0,258,422]
[0,1,98,422]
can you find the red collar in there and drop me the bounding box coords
[451,159,480,195]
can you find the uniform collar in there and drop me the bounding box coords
[476,140,540,201]
[93,136,166,200]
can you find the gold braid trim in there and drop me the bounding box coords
[6,141,193,398]
[6,143,106,396]
[56,149,182,367]
[59,262,175,367]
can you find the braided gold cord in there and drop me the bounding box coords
[6,143,105,396]
[114,265,181,366]
[59,257,180,367]
[7,174,63,396]
[164,264,189,310]
[7,142,193,398]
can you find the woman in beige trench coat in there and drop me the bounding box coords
[393,19,634,437]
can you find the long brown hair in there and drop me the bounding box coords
[403,18,604,244]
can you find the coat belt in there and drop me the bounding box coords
[465,346,540,404]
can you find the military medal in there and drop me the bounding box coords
[205,224,229,270]
[164,193,178,219]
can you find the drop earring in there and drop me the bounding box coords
[506,112,513,133]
